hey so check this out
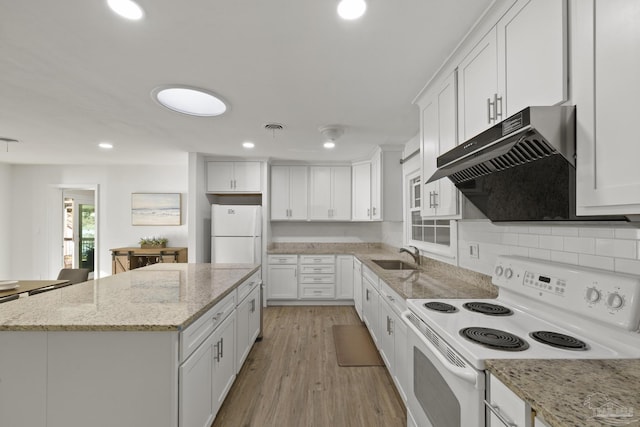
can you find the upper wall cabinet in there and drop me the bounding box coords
[352,162,372,221]
[309,166,352,221]
[207,161,261,193]
[574,0,640,216]
[458,0,567,141]
[419,71,459,218]
[270,165,308,220]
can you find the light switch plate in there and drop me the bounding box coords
[469,243,480,259]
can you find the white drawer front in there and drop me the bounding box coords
[300,275,335,284]
[180,290,236,362]
[299,255,335,264]
[300,265,335,274]
[237,271,261,302]
[300,285,335,298]
[267,255,298,264]
[379,280,406,315]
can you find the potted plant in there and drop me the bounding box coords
[139,236,168,249]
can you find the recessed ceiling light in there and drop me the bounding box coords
[242,141,255,149]
[337,0,367,20]
[152,86,227,117]
[107,0,144,20]
[324,142,336,149]
[98,142,114,149]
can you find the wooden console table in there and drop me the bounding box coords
[110,247,188,274]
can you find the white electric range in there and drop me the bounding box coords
[402,255,640,427]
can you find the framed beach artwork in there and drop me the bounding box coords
[131,193,181,226]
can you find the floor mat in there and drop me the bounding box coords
[332,324,384,367]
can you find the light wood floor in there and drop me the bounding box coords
[212,306,406,427]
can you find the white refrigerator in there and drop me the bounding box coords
[211,205,262,264]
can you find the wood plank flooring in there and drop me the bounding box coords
[212,306,406,427]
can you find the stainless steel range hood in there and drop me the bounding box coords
[427,106,628,222]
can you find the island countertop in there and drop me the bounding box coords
[0,263,260,332]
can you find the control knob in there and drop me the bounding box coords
[494,266,504,277]
[504,268,513,279]
[585,287,601,303]
[606,292,624,310]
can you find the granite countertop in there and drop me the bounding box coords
[0,263,259,332]
[485,359,640,427]
[268,242,498,300]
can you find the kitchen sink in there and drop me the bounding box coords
[372,259,418,270]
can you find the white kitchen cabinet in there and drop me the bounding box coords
[362,275,380,345]
[371,151,382,220]
[0,332,47,427]
[211,312,236,414]
[378,296,395,370]
[574,0,640,216]
[236,283,261,373]
[270,165,308,220]
[179,331,216,427]
[336,255,354,300]
[267,255,298,300]
[486,373,532,427]
[497,0,567,116]
[352,258,363,320]
[379,281,408,403]
[352,161,372,221]
[309,166,352,220]
[419,71,459,218]
[299,254,336,299]
[207,161,261,193]
[458,27,499,141]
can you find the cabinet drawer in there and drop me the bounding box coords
[487,373,529,427]
[300,275,335,284]
[236,271,261,303]
[299,284,335,298]
[179,290,236,363]
[299,255,335,264]
[379,280,406,315]
[300,264,335,274]
[363,266,379,289]
[267,255,297,265]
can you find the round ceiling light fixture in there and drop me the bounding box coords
[323,141,336,149]
[242,141,255,149]
[107,0,144,20]
[319,125,344,149]
[152,86,227,117]
[337,0,367,20]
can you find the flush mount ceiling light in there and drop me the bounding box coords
[337,0,367,20]
[98,142,114,149]
[107,0,144,20]
[319,125,344,149]
[323,141,336,149]
[242,141,255,149]
[152,86,227,117]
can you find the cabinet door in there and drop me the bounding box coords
[207,162,235,192]
[392,312,408,403]
[267,264,298,299]
[247,286,261,344]
[378,300,395,371]
[212,312,236,414]
[179,332,215,427]
[288,166,308,220]
[362,278,379,345]
[371,151,382,220]
[458,28,498,141]
[331,166,352,220]
[497,0,567,116]
[235,295,251,372]
[575,0,640,215]
[270,166,290,220]
[353,260,363,320]
[233,162,261,192]
[336,255,354,299]
[352,162,372,221]
[309,167,332,219]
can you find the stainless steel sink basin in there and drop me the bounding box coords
[372,259,418,270]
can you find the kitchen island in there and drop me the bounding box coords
[0,263,261,427]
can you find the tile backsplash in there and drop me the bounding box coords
[458,220,640,276]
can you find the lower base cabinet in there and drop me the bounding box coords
[236,285,261,372]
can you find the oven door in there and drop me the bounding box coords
[403,311,485,427]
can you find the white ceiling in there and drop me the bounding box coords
[0,0,492,165]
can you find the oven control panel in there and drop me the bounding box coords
[493,255,640,331]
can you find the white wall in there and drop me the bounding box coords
[458,220,640,276]
[0,163,11,278]
[10,163,188,280]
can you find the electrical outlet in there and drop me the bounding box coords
[469,243,480,259]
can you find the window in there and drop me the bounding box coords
[406,173,455,258]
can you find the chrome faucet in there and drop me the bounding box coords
[399,245,420,265]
